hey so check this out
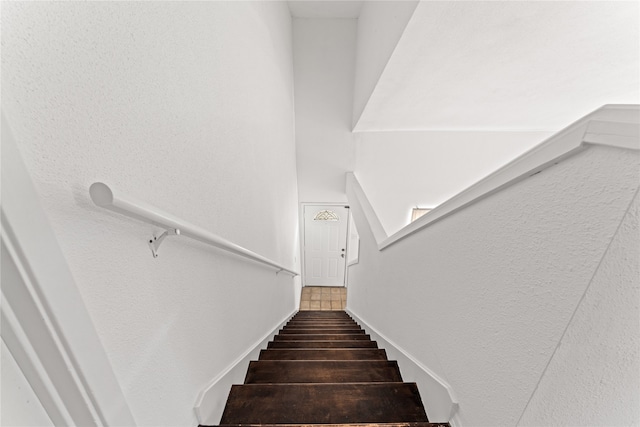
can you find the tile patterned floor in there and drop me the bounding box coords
[299,286,347,311]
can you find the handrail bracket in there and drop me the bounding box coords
[148,228,181,258]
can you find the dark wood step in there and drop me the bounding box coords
[285,322,359,327]
[259,349,387,361]
[213,423,450,427]
[279,329,365,335]
[288,316,354,321]
[267,340,377,349]
[293,310,349,314]
[286,320,359,325]
[292,312,351,318]
[284,325,360,329]
[219,383,428,424]
[284,324,361,330]
[273,334,371,341]
[244,360,402,383]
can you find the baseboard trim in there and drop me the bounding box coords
[193,310,296,425]
[347,309,460,424]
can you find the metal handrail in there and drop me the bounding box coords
[89,182,299,276]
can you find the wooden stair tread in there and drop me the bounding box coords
[267,340,378,349]
[292,312,351,316]
[245,360,402,383]
[215,311,440,426]
[291,311,352,319]
[259,349,387,361]
[285,324,360,328]
[212,423,449,427]
[287,319,358,323]
[289,319,354,323]
[219,383,428,424]
[283,328,362,332]
[284,324,361,328]
[293,310,349,314]
[274,334,371,341]
[280,329,365,335]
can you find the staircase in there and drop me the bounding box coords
[209,310,449,426]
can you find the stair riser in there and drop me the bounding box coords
[259,349,387,361]
[267,341,377,349]
[284,322,360,327]
[292,314,351,319]
[279,329,365,335]
[285,321,358,326]
[216,424,448,427]
[244,360,402,383]
[273,334,371,341]
[286,319,358,323]
[219,383,428,424]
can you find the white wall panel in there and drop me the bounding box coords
[293,18,357,203]
[1,340,54,427]
[1,3,300,425]
[347,145,639,425]
[355,130,552,235]
[519,190,640,426]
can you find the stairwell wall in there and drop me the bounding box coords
[2,2,300,425]
[354,130,553,235]
[293,18,357,203]
[352,0,418,129]
[518,181,639,426]
[346,145,640,425]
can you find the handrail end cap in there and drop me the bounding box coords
[90,182,114,207]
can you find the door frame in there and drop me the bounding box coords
[299,202,351,288]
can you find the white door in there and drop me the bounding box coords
[303,205,349,287]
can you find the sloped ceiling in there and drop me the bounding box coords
[354,1,639,131]
[288,1,363,18]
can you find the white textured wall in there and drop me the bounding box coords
[293,18,357,203]
[354,1,640,132]
[519,190,640,426]
[1,2,299,425]
[355,131,552,235]
[1,340,54,427]
[347,146,639,425]
[352,0,418,128]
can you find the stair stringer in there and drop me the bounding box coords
[347,309,460,425]
[193,310,295,425]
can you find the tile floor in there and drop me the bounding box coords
[299,286,347,311]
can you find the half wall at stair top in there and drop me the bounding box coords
[345,106,640,426]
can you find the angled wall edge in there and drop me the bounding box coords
[348,104,640,251]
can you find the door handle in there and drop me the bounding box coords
[341,254,345,258]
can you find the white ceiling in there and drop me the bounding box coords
[288,1,363,18]
[354,1,640,131]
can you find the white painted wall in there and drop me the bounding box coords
[1,340,54,427]
[347,145,640,425]
[354,1,639,131]
[355,131,552,235]
[2,2,299,425]
[352,0,418,128]
[293,18,357,203]
[518,190,640,426]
